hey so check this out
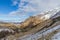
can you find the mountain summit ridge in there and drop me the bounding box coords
[19,8,60,29]
[0,8,60,40]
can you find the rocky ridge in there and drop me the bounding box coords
[0,8,60,40]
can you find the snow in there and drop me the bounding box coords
[51,32,60,40]
[17,8,60,40]
[40,8,60,20]
[0,27,14,33]
[18,25,60,40]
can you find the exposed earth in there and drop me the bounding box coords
[0,8,60,40]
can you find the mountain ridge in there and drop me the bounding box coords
[0,8,60,40]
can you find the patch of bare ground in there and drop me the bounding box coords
[5,16,60,39]
[0,15,60,40]
[38,27,60,40]
[13,19,53,37]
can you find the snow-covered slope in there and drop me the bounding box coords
[18,24,60,40]
[17,8,60,40]
[0,8,60,40]
[38,8,60,20]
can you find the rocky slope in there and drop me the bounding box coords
[0,8,60,40]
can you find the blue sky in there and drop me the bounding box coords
[0,0,18,14]
[0,0,60,22]
[0,0,26,22]
[0,0,18,22]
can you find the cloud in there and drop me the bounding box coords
[11,0,19,6]
[8,0,60,22]
[0,13,22,22]
[11,0,60,16]
[19,0,60,11]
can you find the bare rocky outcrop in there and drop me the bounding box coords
[0,8,60,40]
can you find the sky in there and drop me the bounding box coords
[0,0,60,22]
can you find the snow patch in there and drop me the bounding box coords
[51,32,60,40]
[18,25,60,40]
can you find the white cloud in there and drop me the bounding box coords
[12,0,19,6]
[11,0,60,16]
[19,0,60,11]
[8,0,60,22]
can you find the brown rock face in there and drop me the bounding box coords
[19,16,45,29]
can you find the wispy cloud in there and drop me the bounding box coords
[6,0,60,22]
[11,0,60,16]
[11,0,19,6]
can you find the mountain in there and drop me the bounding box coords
[0,8,60,40]
[16,8,60,40]
[19,8,60,30]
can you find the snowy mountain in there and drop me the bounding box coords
[16,8,60,40]
[0,8,60,40]
[37,8,60,20]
